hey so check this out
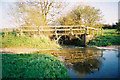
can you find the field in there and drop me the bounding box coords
[2,53,69,79]
[89,29,120,46]
[1,32,60,49]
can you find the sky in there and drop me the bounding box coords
[0,0,119,29]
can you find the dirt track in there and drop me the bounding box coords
[0,48,40,54]
[0,46,120,54]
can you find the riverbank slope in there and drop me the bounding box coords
[89,29,120,47]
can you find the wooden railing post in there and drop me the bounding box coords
[86,26,88,34]
[102,28,103,35]
[55,26,58,38]
[70,26,73,35]
[5,28,8,36]
[41,26,43,30]
[38,26,40,35]
[97,29,98,35]
[13,28,17,36]
[20,26,23,36]
[95,29,97,36]
[92,29,94,36]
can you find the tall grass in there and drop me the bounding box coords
[1,33,60,49]
[89,29,120,46]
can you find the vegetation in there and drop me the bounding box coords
[89,29,120,46]
[57,5,103,28]
[1,32,60,49]
[116,22,120,32]
[102,24,117,29]
[2,53,69,78]
[102,22,120,32]
[13,0,64,27]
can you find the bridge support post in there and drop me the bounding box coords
[84,34,87,47]
[81,34,87,47]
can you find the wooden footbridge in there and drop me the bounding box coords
[2,25,103,46]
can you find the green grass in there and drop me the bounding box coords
[89,29,120,46]
[2,53,69,79]
[1,32,60,49]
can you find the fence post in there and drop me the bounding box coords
[55,26,58,39]
[86,26,88,34]
[102,28,103,35]
[5,28,8,36]
[13,28,16,36]
[92,29,94,36]
[70,26,73,35]
[41,26,43,30]
[95,29,97,36]
[97,29,98,35]
[38,26,40,35]
[20,26,23,36]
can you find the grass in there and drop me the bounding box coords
[89,29,120,46]
[1,32,60,49]
[2,53,70,79]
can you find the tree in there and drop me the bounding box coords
[15,0,64,27]
[57,5,103,28]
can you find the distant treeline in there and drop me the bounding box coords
[103,22,119,29]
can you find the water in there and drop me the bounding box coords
[1,47,119,78]
[50,47,119,78]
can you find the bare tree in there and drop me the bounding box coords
[15,0,65,26]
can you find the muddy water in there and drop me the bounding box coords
[42,47,119,78]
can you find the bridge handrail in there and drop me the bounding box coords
[21,25,100,30]
[1,25,103,36]
[21,25,85,28]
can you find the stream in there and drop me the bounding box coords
[46,47,119,78]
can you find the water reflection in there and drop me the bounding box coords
[71,59,102,77]
[39,47,118,78]
[51,48,104,77]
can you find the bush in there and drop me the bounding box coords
[116,22,120,32]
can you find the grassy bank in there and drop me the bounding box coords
[2,53,69,79]
[89,29,120,46]
[1,33,60,49]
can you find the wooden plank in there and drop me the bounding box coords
[22,30,38,31]
[39,29,55,31]
[72,29,85,31]
[73,33,84,34]
[87,27,96,29]
[55,33,69,35]
[56,29,70,31]
[23,29,55,31]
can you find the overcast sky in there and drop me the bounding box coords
[0,0,119,29]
